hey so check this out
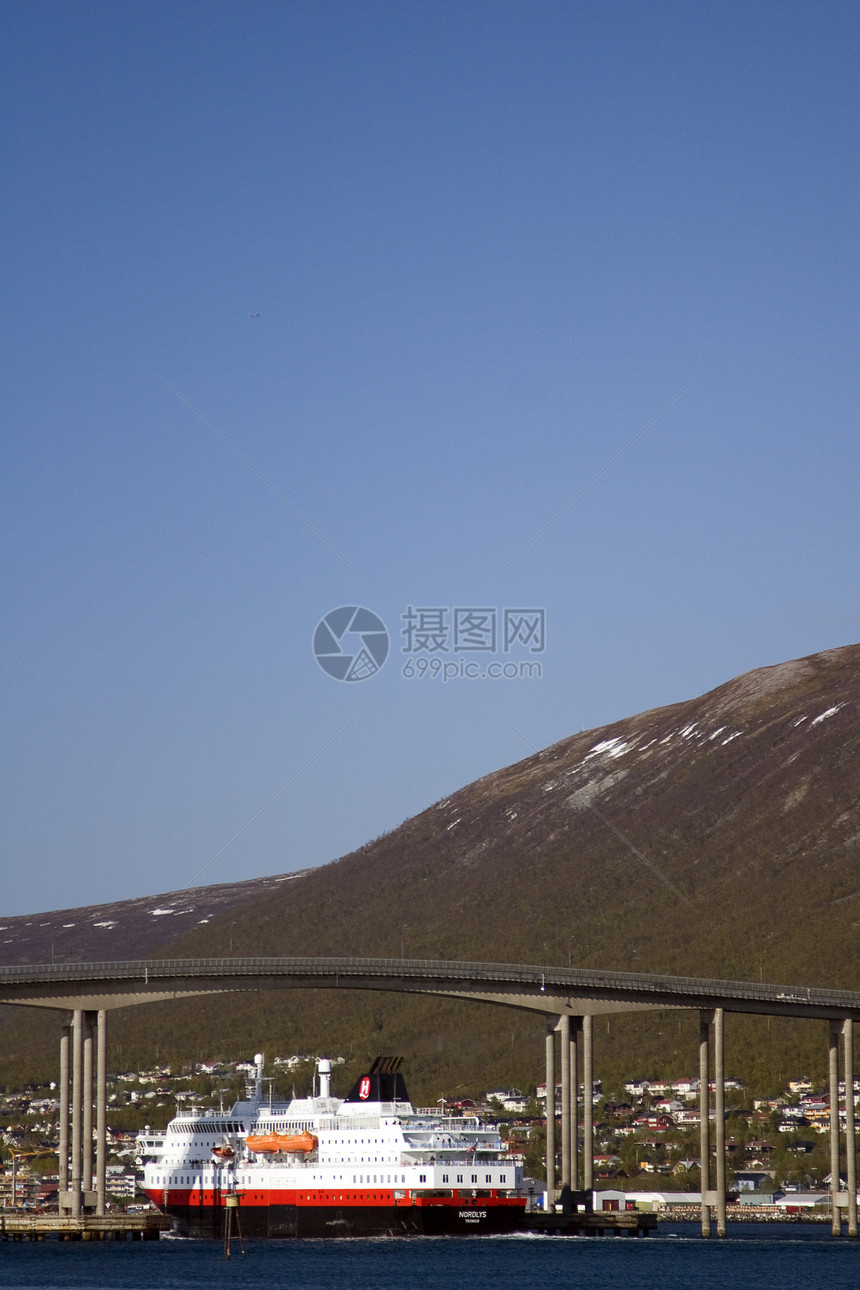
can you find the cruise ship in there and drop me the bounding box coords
[136,1055,526,1237]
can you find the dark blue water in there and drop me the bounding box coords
[1,1226,859,1290]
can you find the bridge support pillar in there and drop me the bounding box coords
[845,1019,857,1237]
[559,1014,571,1188]
[582,1014,594,1192]
[569,1018,579,1191]
[70,1009,83,1216]
[545,1021,556,1207]
[698,1009,726,1237]
[83,1011,94,1197]
[60,1009,107,1217]
[58,1020,70,1209]
[556,1014,581,1194]
[699,1010,711,1237]
[830,1022,842,1235]
[96,1009,107,1216]
[714,1008,726,1237]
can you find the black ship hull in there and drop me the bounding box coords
[165,1199,526,1239]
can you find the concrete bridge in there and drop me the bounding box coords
[2,956,858,1237]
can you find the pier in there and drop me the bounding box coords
[524,1186,656,1236]
[0,1213,171,1241]
[526,1210,657,1236]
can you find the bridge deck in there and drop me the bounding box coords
[0,956,856,1019]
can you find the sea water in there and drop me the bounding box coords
[0,1226,858,1290]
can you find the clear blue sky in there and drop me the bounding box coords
[2,0,858,918]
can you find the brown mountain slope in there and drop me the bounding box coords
[167,640,860,985]
[1,642,858,1098]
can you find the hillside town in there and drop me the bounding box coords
[1,1057,856,1220]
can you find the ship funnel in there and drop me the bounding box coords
[318,1058,332,1099]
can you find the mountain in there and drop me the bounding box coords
[1,642,858,1099]
[0,872,309,966]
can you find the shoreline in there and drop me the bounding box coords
[656,1205,832,1224]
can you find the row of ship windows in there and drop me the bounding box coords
[182,1129,444,1145]
[331,1157,395,1164]
[170,1156,437,1168]
[324,1136,388,1144]
[241,1193,404,1202]
[154,1175,411,1188]
[252,1121,314,1132]
[175,1122,243,1135]
[178,1119,317,1137]
[349,1174,505,1186]
[155,1172,506,1187]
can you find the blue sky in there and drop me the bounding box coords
[2,0,858,918]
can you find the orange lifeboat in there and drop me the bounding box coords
[245,1131,318,1155]
[211,1145,235,1159]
